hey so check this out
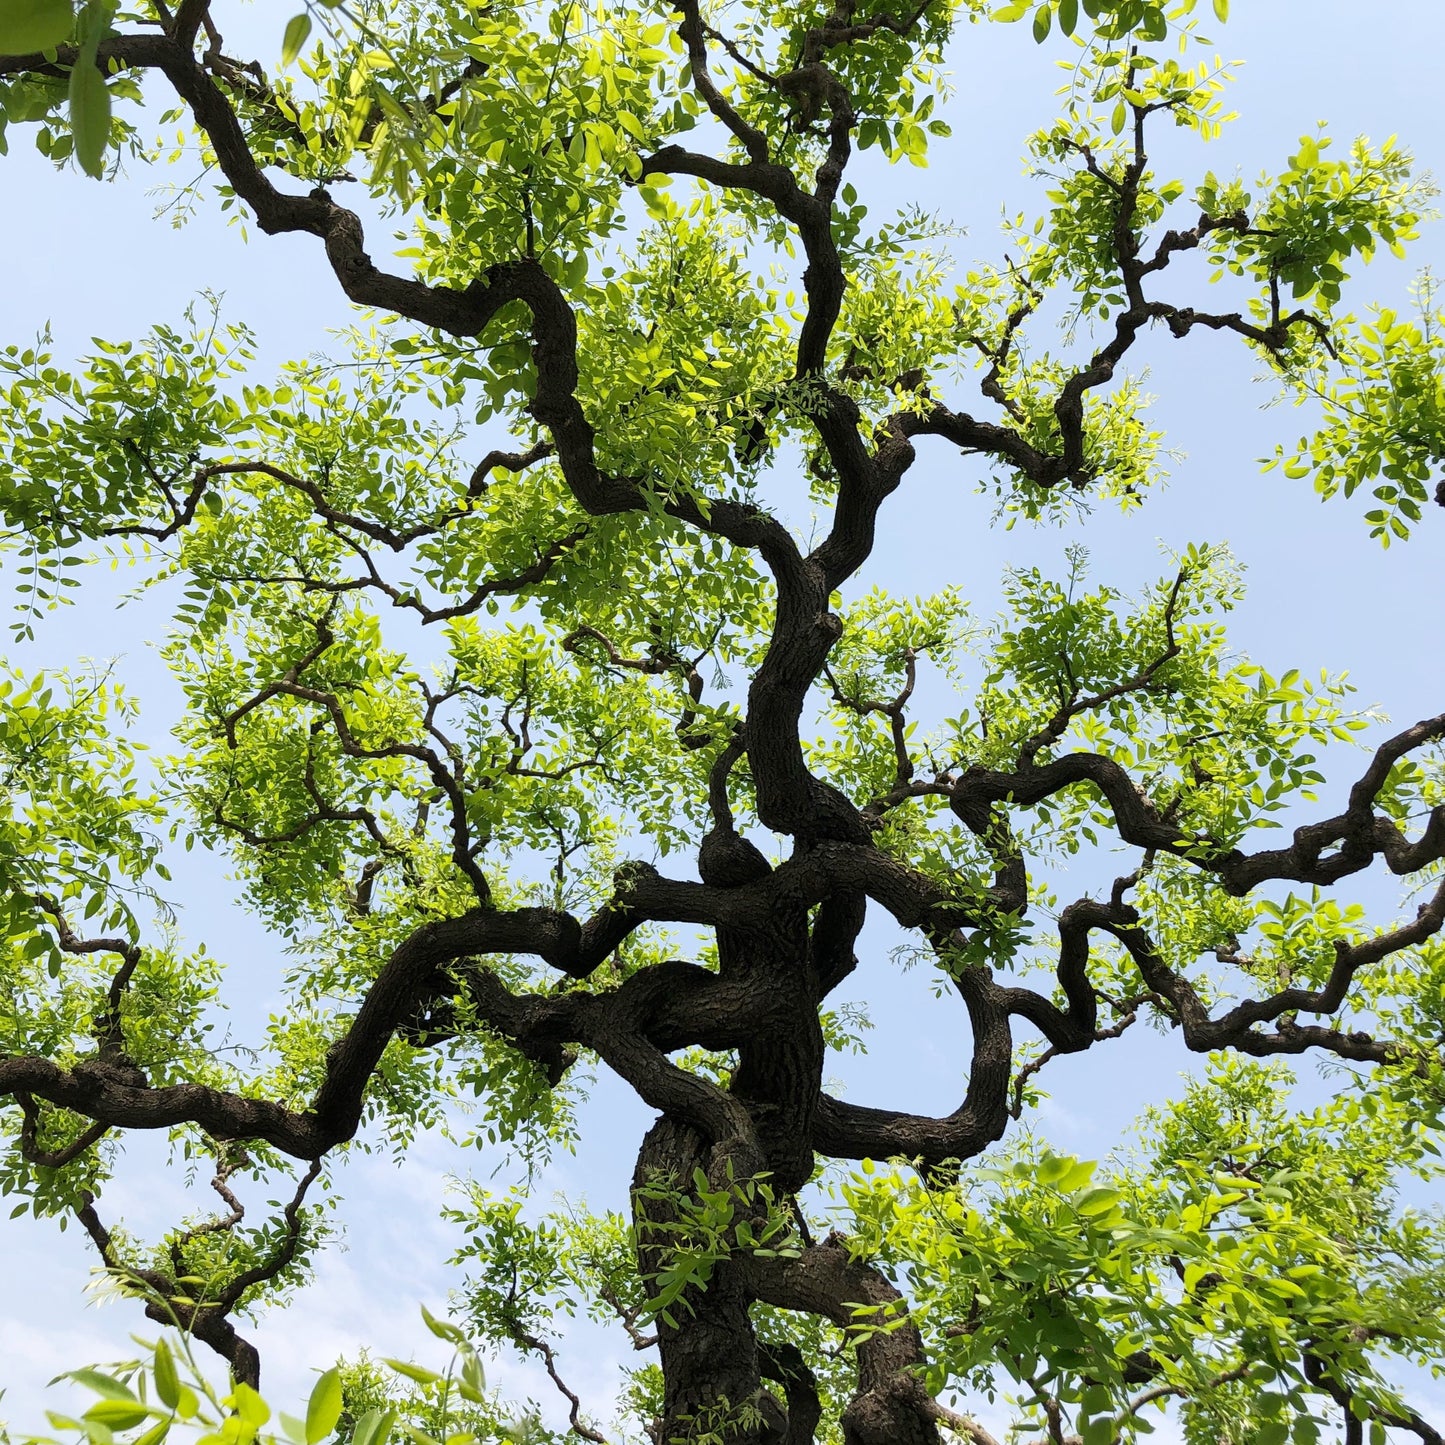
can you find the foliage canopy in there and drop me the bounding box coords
[1,0,1445,1442]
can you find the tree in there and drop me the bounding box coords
[1,0,1444,1440]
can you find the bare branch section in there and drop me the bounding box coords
[76,1155,323,1388]
[742,1232,945,1444]
[4,701,1441,1158]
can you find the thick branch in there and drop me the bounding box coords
[742,1234,942,1445]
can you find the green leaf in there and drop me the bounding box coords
[352,1409,395,1445]
[1073,1186,1121,1217]
[1058,1158,1097,1192]
[419,1305,464,1344]
[1212,0,1228,18]
[383,1360,444,1387]
[63,1371,137,1402]
[153,1340,180,1410]
[1139,5,1167,41]
[0,0,72,54]
[134,1420,171,1445]
[83,1401,153,1430]
[1032,3,1051,41]
[67,7,111,180]
[1213,1172,1261,1190]
[460,1352,486,1398]
[1058,0,1078,34]
[281,12,311,67]
[1036,1153,1073,1186]
[306,1368,343,1445]
[232,1383,271,1428]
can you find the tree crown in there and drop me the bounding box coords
[1,0,1445,1441]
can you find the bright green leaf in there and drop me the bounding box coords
[305,1368,343,1445]
[280,11,311,67]
[0,0,72,54]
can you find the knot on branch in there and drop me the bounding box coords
[74,1052,149,1091]
[613,859,662,901]
[698,827,773,888]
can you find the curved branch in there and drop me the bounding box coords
[947,713,1445,896]
[741,1234,942,1445]
[757,1339,823,1445]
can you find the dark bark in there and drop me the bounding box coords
[742,1236,942,1445]
[756,1341,822,1445]
[633,1118,787,1445]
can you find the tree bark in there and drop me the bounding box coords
[633,1117,788,1445]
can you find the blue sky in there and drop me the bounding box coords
[3,1,1445,1437]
